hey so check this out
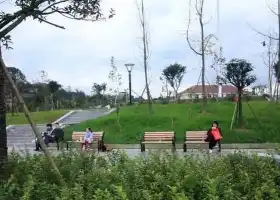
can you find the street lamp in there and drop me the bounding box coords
[125,63,134,105]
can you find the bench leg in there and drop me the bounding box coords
[100,140,104,152]
[141,143,145,152]
[172,142,176,152]
[183,144,187,152]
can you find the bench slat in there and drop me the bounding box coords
[145,132,174,134]
[185,131,207,144]
[71,131,104,141]
[142,141,173,144]
[142,131,174,143]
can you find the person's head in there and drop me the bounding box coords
[212,121,219,127]
[86,127,92,132]
[46,123,53,131]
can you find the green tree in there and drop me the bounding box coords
[222,58,256,127]
[162,63,186,101]
[6,67,27,115]
[0,0,114,184]
[48,80,61,110]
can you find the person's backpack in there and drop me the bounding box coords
[211,128,222,140]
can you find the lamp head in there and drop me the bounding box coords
[125,63,134,72]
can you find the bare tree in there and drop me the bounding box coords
[261,36,277,100]
[186,0,216,111]
[160,76,171,100]
[249,0,280,102]
[136,0,153,114]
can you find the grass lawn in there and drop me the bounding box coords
[64,101,280,143]
[7,110,70,125]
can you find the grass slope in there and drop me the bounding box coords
[64,101,280,143]
[7,110,69,125]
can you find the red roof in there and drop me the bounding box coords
[181,85,237,94]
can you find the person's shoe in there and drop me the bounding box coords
[209,149,213,153]
[34,149,39,151]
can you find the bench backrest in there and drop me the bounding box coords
[144,131,175,141]
[185,131,207,141]
[72,131,104,141]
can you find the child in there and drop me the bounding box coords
[81,128,93,150]
[205,121,222,153]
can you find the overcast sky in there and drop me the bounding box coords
[2,0,278,97]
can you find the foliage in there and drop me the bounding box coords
[48,81,61,94]
[222,58,256,89]
[162,63,186,100]
[1,151,280,199]
[64,101,280,143]
[0,0,115,44]
[6,110,69,125]
[222,58,256,127]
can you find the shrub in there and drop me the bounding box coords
[1,151,280,200]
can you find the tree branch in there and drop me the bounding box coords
[265,0,278,16]
[186,0,202,56]
[248,23,278,40]
[37,17,65,29]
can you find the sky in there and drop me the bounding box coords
[1,0,279,98]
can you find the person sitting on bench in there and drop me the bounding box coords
[81,128,93,150]
[34,123,55,151]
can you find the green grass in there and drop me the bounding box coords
[64,101,280,143]
[7,110,69,125]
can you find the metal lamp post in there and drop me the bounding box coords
[125,63,134,105]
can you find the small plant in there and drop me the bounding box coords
[1,150,280,199]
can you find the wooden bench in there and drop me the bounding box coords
[140,131,176,152]
[66,131,105,151]
[183,131,207,152]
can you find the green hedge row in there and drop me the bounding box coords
[1,151,280,200]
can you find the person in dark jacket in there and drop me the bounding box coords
[205,121,222,153]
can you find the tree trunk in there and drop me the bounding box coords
[0,46,7,173]
[51,93,54,110]
[237,88,243,127]
[199,1,207,111]
[141,0,153,114]
[11,91,15,116]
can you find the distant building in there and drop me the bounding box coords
[179,84,237,99]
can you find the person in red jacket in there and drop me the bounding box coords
[205,121,222,153]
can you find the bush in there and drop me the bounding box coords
[1,151,280,200]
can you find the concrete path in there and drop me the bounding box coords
[7,108,115,150]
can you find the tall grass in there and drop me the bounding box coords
[1,151,280,199]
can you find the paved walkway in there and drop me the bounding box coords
[8,148,280,163]
[7,109,115,150]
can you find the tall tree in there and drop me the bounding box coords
[0,0,114,184]
[222,58,256,127]
[48,80,61,110]
[162,63,186,101]
[6,67,27,115]
[92,83,106,105]
[186,0,216,111]
[136,0,153,114]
